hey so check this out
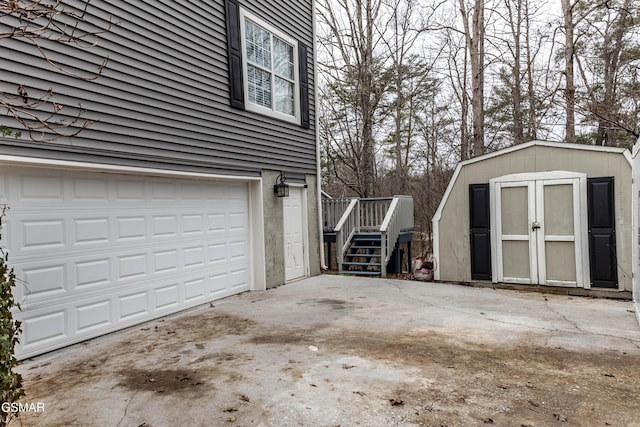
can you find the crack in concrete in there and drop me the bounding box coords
[543,299,587,334]
[543,299,640,350]
[383,280,559,332]
[383,280,640,349]
[117,390,138,427]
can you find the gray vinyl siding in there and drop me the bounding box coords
[0,0,316,176]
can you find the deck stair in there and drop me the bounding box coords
[322,195,414,278]
[342,232,383,276]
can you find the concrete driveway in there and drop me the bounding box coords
[12,275,640,426]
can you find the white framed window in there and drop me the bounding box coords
[239,9,300,123]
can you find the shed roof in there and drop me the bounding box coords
[433,140,631,224]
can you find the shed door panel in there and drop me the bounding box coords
[494,177,585,287]
[3,166,252,359]
[496,182,536,284]
[539,181,579,286]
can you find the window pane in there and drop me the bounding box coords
[273,37,294,80]
[245,20,271,68]
[248,65,272,108]
[275,76,294,115]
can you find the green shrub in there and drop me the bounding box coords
[0,206,24,426]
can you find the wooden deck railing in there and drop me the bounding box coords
[379,196,414,276]
[324,195,414,276]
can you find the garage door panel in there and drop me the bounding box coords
[118,253,148,280]
[153,249,179,273]
[21,310,67,349]
[230,268,251,293]
[21,219,66,250]
[209,243,227,264]
[180,182,203,199]
[206,183,230,201]
[75,258,111,289]
[76,300,111,333]
[19,173,65,202]
[72,177,109,201]
[209,270,249,296]
[184,277,206,302]
[230,240,249,261]
[151,181,177,200]
[183,214,204,234]
[116,179,145,200]
[119,291,149,320]
[208,213,226,233]
[154,284,180,310]
[117,216,147,241]
[5,166,253,359]
[229,212,249,232]
[152,215,178,237]
[21,264,66,297]
[75,218,110,245]
[183,246,206,268]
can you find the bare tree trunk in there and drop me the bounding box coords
[471,0,485,156]
[393,6,406,194]
[387,0,426,195]
[317,0,388,198]
[511,0,524,144]
[524,0,537,141]
[459,0,485,157]
[594,0,631,147]
[561,0,576,143]
[460,44,470,161]
[359,0,376,197]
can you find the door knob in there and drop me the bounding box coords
[532,221,541,231]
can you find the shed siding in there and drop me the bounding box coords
[437,144,632,291]
[0,0,316,175]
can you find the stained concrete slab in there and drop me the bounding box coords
[10,275,640,426]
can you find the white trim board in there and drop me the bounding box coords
[0,155,261,182]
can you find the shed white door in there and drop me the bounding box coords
[492,174,589,287]
[283,187,305,282]
[2,166,252,359]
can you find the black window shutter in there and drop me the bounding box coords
[469,184,492,280]
[225,0,245,110]
[587,177,618,288]
[298,42,310,129]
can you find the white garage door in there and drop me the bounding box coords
[1,166,252,359]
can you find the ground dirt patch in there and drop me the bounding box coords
[248,326,640,426]
[118,368,206,393]
[19,311,258,402]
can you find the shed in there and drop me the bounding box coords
[433,140,632,296]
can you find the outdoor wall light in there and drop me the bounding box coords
[274,172,289,197]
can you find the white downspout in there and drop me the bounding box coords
[632,137,640,326]
[312,0,327,270]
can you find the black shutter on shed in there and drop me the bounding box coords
[225,0,245,110]
[469,184,492,280]
[587,177,618,288]
[298,42,310,129]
